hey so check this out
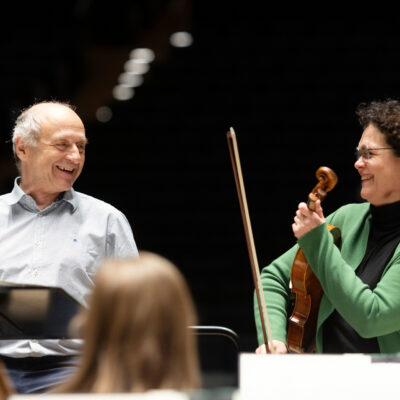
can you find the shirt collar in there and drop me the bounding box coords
[5,177,78,212]
[61,187,78,212]
[3,177,25,205]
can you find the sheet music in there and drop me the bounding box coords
[239,352,400,400]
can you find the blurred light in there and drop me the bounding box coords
[118,73,144,87]
[124,59,150,74]
[169,31,193,48]
[129,48,155,63]
[95,106,113,123]
[113,85,135,101]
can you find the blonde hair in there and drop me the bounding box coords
[60,251,200,393]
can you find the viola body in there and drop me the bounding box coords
[286,166,339,353]
[287,224,341,353]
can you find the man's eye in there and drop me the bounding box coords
[55,143,68,150]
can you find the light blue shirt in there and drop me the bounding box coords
[0,178,138,357]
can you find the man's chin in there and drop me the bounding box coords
[56,180,75,193]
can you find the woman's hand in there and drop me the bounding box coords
[255,340,288,354]
[292,200,325,239]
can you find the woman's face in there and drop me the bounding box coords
[355,124,400,206]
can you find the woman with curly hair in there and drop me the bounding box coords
[255,99,400,355]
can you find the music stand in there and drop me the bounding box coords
[0,284,81,339]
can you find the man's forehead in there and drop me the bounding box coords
[33,103,86,140]
[32,103,83,128]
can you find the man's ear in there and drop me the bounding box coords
[15,137,28,162]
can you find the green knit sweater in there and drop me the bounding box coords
[254,202,400,353]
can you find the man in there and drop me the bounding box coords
[0,101,138,393]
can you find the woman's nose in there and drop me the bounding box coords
[354,156,365,170]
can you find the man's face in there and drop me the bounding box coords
[21,105,87,196]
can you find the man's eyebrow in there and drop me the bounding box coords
[51,135,88,144]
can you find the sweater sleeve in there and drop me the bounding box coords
[254,244,298,345]
[298,223,400,338]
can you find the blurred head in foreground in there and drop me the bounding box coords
[60,251,200,393]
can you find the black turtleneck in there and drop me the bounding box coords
[323,201,400,354]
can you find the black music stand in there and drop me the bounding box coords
[189,325,240,389]
[0,284,81,339]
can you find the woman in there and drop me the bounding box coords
[59,251,200,392]
[255,99,400,354]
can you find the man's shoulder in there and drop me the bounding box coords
[73,191,124,216]
[0,192,15,207]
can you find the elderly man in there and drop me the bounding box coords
[0,101,138,393]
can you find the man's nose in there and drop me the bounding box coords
[66,144,82,162]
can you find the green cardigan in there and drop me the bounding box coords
[254,202,400,353]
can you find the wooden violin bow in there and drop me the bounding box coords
[227,127,274,353]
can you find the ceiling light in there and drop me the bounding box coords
[169,31,193,48]
[112,85,134,101]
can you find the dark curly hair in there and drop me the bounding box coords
[356,99,400,156]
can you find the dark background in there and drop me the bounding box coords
[1,0,400,372]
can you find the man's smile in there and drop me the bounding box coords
[56,165,74,174]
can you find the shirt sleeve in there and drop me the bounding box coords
[298,223,400,338]
[106,209,139,258]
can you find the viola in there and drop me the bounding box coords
[287,166,341,353]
